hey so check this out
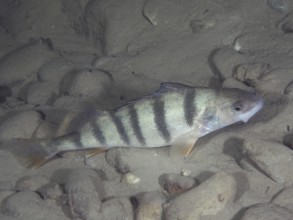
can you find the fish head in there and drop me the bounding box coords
[211,88,264,129]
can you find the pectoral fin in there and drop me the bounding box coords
[83,148,107,158]
[169,131,200,157]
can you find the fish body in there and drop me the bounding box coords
[1,83,264,167]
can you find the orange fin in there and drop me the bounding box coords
[169,131,199,158]
[84,148,107,158]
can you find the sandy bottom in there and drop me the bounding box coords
[0,0,293,219]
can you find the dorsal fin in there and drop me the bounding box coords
[156,82,194,94]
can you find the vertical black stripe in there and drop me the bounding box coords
[184,89,197,126]
[109,112,130,145]
[90,120,106,145]
[128,105,146,145]
[70,132,83,148]
[153,98,171,142]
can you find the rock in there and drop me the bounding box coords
[211,48,248,79]
[15,175,49,191]
[0,41,56,86]
[256,68,293,94]
[0,86,12,98]
[38,57,74,82]
[164,171,237,220]
[63,69,112,99]
[3,191,68,220]
[39,183,63,201]
[238,203,293,220]
[233,32,293,54]
[243,139,293,185]
[233,63,271,81]
[105,148,132,174]
[22,81,58,105]
[64,168,105,220]
[135,191,166,220]
[267,0,289,14]
[159,173,197,195]
[53,96,86,109]
[122,172,141,185]
[0,190,15,204]
[100,197,134,220]
[222,77,254,92]
[272,186,293,211]
[0,110,42,139]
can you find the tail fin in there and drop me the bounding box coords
[0,139,57,169]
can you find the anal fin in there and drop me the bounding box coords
[84,148,107,158]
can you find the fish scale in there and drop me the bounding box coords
[0,82,264,168]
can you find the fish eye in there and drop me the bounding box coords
[232,102,243,112]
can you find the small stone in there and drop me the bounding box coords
[180,168,191,176]
[233,63,271,82]
[238,203,293,220]
[255,68,293,94]
[3,191,68,220]
[0,190,16,204]
[105,148,132,174]
[0,110,42,139]
[62,69,112,99]
[243,139,293,185]
[135,191,166,220]
[39,183,63,201]
[233,32,293,54]
[282,21,293,33]
[64,168,105,220]
[267,0,288,14]
[222,77,254,92]
[272,186,293,211]
[100,197,134,220]
[53,96,86,109]
[15,175,49,191]
[38,57,73,82]
[24,81,57,105]
[164,171,237,220]
[0,42,56,85]
[211,48,248,79]
[122,173,141,185]
[159,174,197,194]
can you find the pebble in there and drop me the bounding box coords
[233,63,271,82]
[233,32,293,54]
[272,186,293,211]
[37,57,74,82]
[238,203,293,220]
[256,68,293,94]
[15,175,49,191]
[222,78,254,92]
[39,183,63,201]
[62,69,112,99]
[135,191,166,220]
[100,197,134,220]
[243,139,293,185]
[53,96,86,109]
[159,173,197,195]
[0,110,42,139]
[23,81,58,105]
[64,168,105,220]
[164,171,237,220]
[122,172,141,185]
[0,41,56,85]
[267,0,288,14]
[211,48,248,79]
[2,191,68,220]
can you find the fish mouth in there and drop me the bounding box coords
[240,94,264,123]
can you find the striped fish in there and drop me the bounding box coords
[0,82,263,168]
